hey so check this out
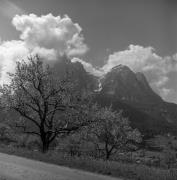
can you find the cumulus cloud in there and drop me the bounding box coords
[101,45,177,101]
[12,13,88,56]
[0,13,88,85]
[31,47,57,61]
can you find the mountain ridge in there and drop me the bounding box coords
[49,59,177,135]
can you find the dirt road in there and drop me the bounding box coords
[0,152,121,180]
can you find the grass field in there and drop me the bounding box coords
[0,145,176,180]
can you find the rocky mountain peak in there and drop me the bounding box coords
[100,64,162,104]
[110,64,134,76]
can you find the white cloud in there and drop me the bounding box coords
[32,47,57,61]
[102,45,161,73]
[12,13,88,56]
[0,40,29,85]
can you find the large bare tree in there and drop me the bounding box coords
[0,55,94,152]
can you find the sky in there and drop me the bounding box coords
[0,0,177,103]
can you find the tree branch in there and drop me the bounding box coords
[13,107,41,129]
[24,131,40,136]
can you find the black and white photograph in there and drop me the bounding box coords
[0,0,176,179]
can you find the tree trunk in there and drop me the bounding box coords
[106,151,110,160]
[105,143,115,160]
[105,142,111,160]
[42,141,49,153]
[41,133,50,153]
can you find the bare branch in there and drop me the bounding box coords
[13,107,40,129]
[24,131,40,136]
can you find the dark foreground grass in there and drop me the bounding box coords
[0,146,177,180]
